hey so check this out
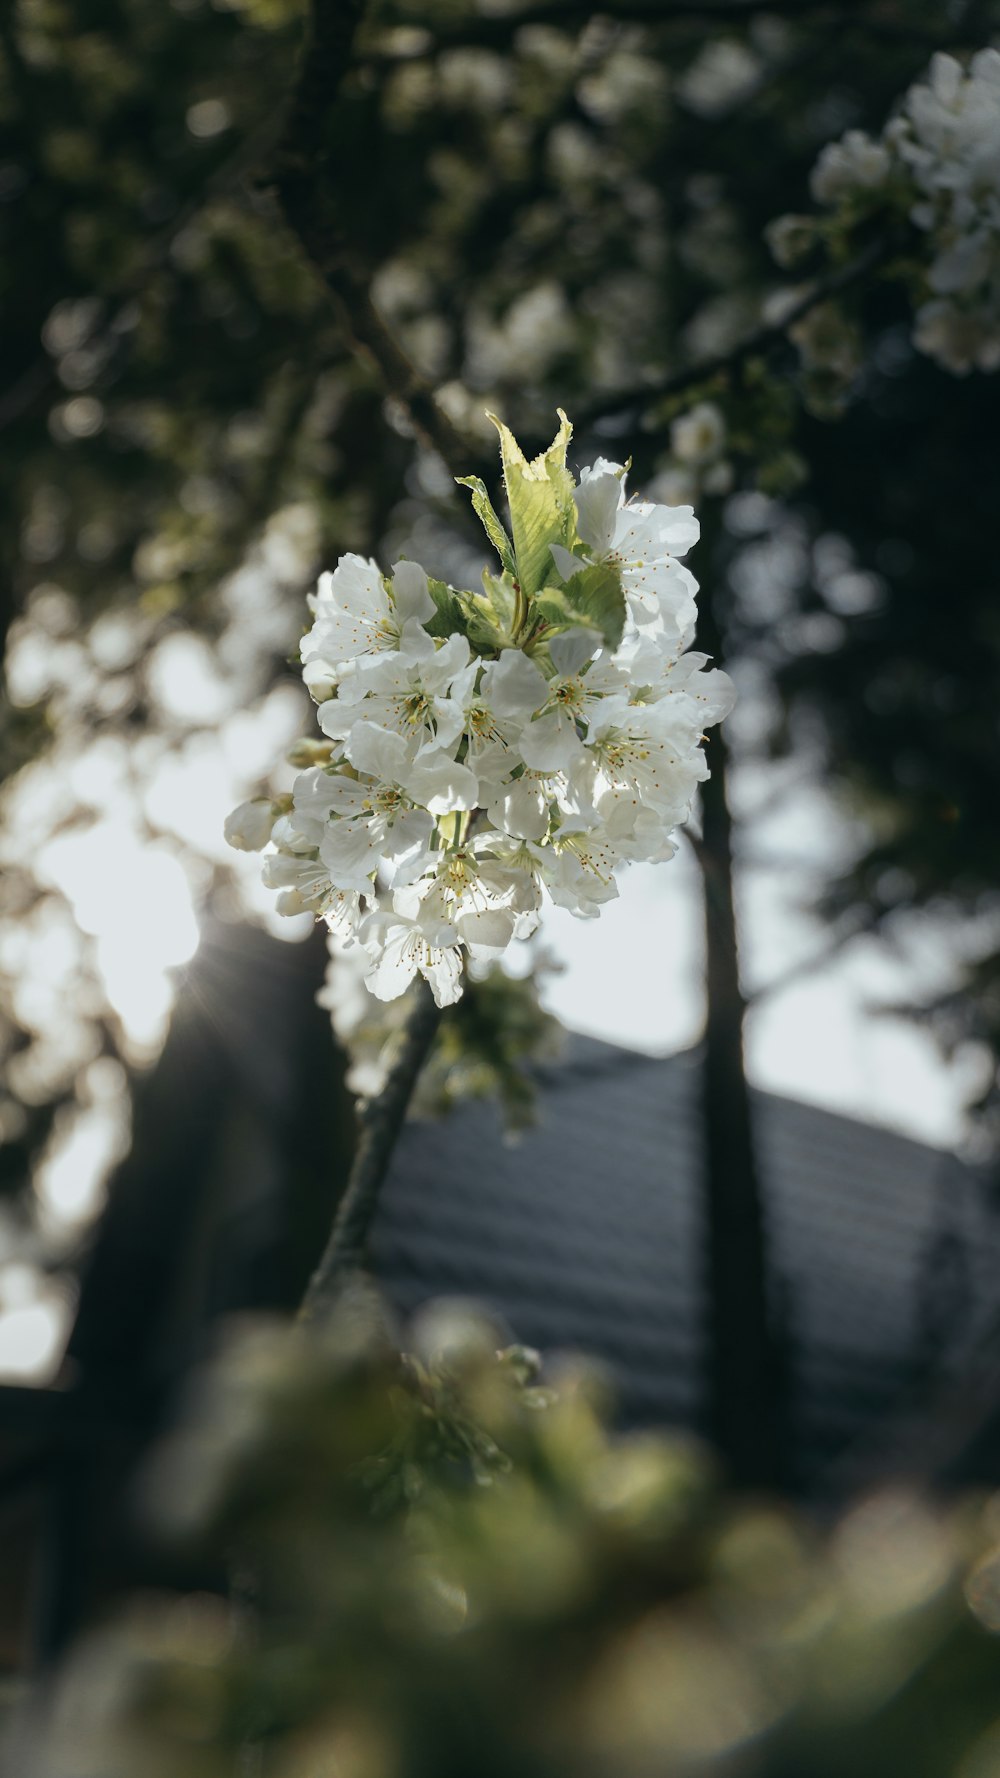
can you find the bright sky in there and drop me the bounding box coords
[539,873,973,1151]
[537,767,979,1152]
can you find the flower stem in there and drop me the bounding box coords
[512,581,528,642]
[299,977,442,1321]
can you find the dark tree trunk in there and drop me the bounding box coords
[697,552,784,1488]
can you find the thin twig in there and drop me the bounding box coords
[300,978,442,1319]
[574,235,891,427]
[273,0,472,479]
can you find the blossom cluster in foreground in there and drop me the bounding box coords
[774,50,1000,376]
[226,413,733,1007]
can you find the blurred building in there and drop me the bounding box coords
[374,1035,1000,1501]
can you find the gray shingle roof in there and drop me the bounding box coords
[371,1037,1000,1492]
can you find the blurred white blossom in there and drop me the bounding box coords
[783,50,1000,375]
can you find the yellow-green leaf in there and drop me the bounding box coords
[553,560,627,651]
[424,576,470,639]
[456,475,516,578]
[488,410,576,602]
[424,571,519,654]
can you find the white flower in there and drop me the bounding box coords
[223,797,278,852]
[459,647,549,768]
[616,633,736,745]
[468,831,546,930]
[361,878,514,1009]
[461,648,590,839]
[677,38,759,119]
[261,846,331,915]
[300,555,436,691]
[260,819,364,934]
[320,628,475,758]
[645,648,737,728]
[295,725,475,895]
[552,460,700,642]
[893,48,1000,376]
[586,699,710,834]
[320,781,432,893]
[408,848,526,949]
[357,828,541,1010]
[362,905,466,1008]
[533,811,652,918]
[480,753,594,843]
[516,630,628,772]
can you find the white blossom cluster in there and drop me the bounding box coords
[809,50,1000,375]
[225,415,733,1008]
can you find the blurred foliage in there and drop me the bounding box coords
[23,1294,1000,1777]
[418,962,565,1131]
[321,944,564,1130]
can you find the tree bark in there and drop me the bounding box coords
[697,540,784,1488]
[300,978,442,1321]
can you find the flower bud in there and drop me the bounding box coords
[303,658,337,703]
[223,798,277,852]
[287,737,336,768]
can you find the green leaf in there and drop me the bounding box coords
[525,583,607,674]
[461,570,521,652]
[546,560,627,651]
[530,583,592,639]
[424,575,470,640]
[488,410,576,602]
[456,475,516,578]
[424,570,520,654]
[475,568,518,643]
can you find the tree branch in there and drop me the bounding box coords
[274,0,472,479]
[575,236,890,427]
[300,978,442,1320]
[371,1,972,56]
[694,515,785,1485]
